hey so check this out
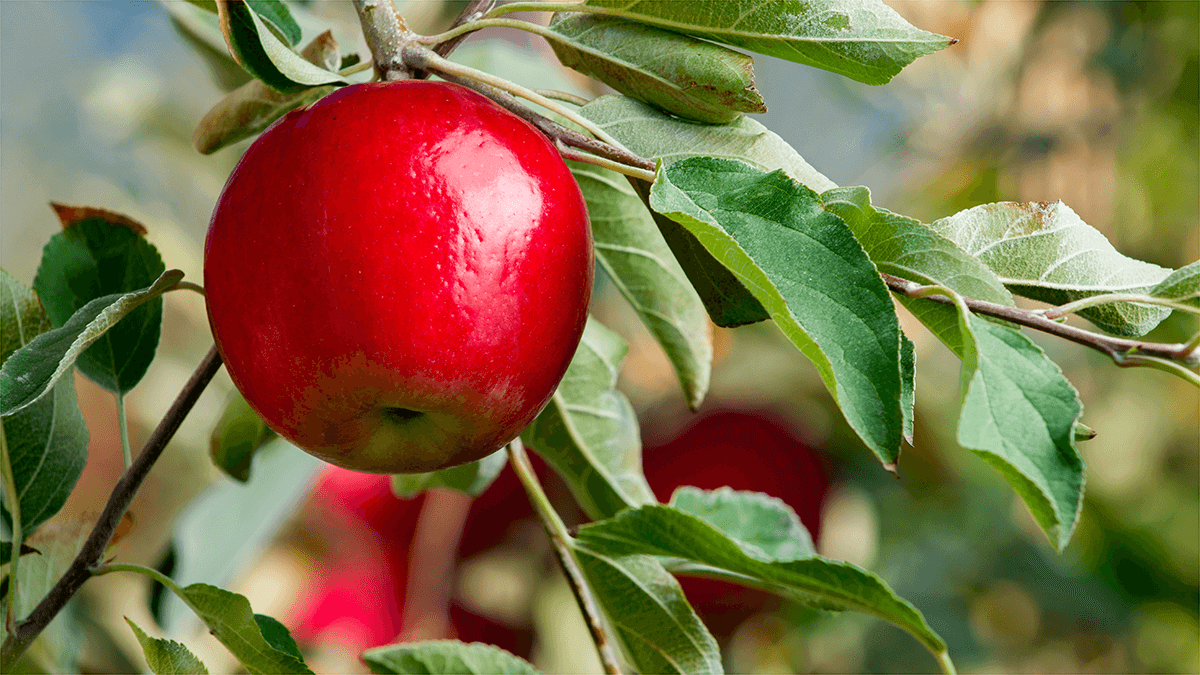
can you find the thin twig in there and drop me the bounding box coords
[397,30,1197,382]
[507,439,622,675]
[403,44,624,147]
[883,273,1200,369]
[0,346,223,669]
[394,49,1197,377]
[399,58,655,175]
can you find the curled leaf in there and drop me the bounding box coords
[548,13,764,124]
[194,30,340,153]
[579,0,955,85]
[216,0,345,94]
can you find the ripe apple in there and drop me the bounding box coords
[204,80,593,473]
[642,410,830,634]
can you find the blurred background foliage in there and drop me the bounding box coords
[1,1,1196,673]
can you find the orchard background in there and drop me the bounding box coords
[0,1,1197,673]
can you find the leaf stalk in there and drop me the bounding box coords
[1039,292,1199,320]
[507,438,622,675]
[116,394,132,468]
[485,2,622,20]
[557,141,656,182]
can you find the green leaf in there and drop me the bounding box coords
[1,270,54,365]
[547,13,764,124]
[363,640,540,675]
[581,95,836,326]
[669,486,814,560]
[391,448,507,499]
[822,187,1012,304]
[0,271,89,536]
[650,158,904,467]
[523,318,655,520]
[194,30,339,154]
[1149,260,1200,309]
[571,543,723,674]
[246,0,301,46]
[581,95,836,195]
[254,613,304,660]
[184,0,218,12]
[930,201,1172,336]
[833,190,1089,548]
[580,0,955,85]
[954,310,1085,551]
[900,332,915,446]
[570,161,712,409]
[125,617,210,675]
[1,377,89,538]
[210,391,276,483]
[1,270,184,418]
[32,205,168,394]
[576,505,950,663]
[821,185,1013,356]
[177,584,312,674]
[216,0,344,94]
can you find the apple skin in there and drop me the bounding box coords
[204,81,593,473]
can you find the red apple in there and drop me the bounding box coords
[204,80,593,473]
[642,410,830,632]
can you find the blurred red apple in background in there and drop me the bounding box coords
[642,410,830,635]
[293,409,828,657]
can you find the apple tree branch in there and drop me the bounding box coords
[0,347,224,668]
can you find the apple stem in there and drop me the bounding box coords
[0,346,224,669]
[352,0,414,81]
[507,438,623,675]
